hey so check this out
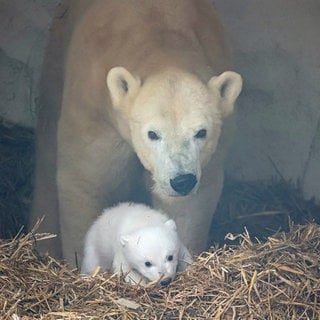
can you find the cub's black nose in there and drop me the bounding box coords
[170,174,197,196]
[160,277,172,287]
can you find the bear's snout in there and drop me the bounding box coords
[160,277,172,287]
[170,174,197,196]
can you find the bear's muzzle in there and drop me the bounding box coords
[170,173,197,196]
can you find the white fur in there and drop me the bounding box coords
[81,202,193,285]
[108,69,241,198]
[31,0,243,264]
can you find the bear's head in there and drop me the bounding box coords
[107,67,242,198]
[120,219,180,285]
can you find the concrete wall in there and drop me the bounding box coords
[0,0,60,127]
[214,0,320,202]
[0,0,319,202]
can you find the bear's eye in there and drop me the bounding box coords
[167,255,173,262]
[145,261,152,267]
[194,129,207,139]
[148,130,160,141]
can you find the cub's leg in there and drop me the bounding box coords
[112,253,147,285]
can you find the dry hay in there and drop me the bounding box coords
[1,222,319,319]
[210,177,320,245]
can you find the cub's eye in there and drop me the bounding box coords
[148,131,160,141]
[145,261,152,267]
[167,255,173,262]
[194,129,207,139]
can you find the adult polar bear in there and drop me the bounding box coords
[31,0,242,264]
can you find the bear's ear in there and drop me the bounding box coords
[120,234,131,247]
[208,71,242,118]
[164,219,177,231]
[106,67,141,108]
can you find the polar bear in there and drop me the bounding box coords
[31,0,242,264]
[81,202,192,286]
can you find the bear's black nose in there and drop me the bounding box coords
[170,174,197,196]
[160,277,172,287]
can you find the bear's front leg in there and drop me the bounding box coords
[124,270,148,285]
[81,240,102,275]
[56,135,122,265]
[58,173,103,266]
[56,113,142,266]
[177,243,193,272]
[152,164,224,255]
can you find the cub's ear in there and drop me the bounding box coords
[106,67,141,108]
[164,219,177,231]
[120,234,131,247]
[208,71,242,118]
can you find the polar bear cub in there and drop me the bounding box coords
[81,202,192,285]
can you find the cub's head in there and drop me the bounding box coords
[120,219,180,286]
[107,67,242,198]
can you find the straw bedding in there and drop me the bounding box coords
[1,221,319,319]
[210,176,320,246]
